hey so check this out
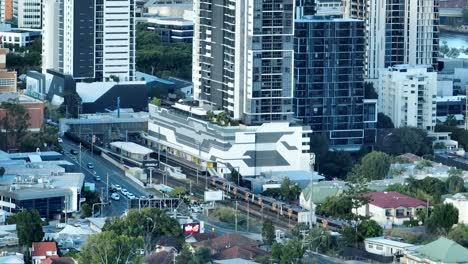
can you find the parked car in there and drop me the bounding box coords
[111,193,120,201]
[121,189,128,196]
[70,149,79,155]
[127,193,136,199]
[87,163,95,169]
[57,138,63,143]
[95,176,101,181]
[114,185,122,191]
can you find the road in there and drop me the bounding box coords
[61,138,153,216]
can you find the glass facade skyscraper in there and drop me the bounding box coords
[294,17,376,150]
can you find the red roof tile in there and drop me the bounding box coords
[32,242,58,257]
[191,233,259,252]
[217,245,267,260]
[41,257,75,264]
[365,192,427,208]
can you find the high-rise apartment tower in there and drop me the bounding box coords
[344,0,439,80]
[42,0,136,82]
[192,0,315,125]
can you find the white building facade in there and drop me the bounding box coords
[344,0,439,80]
[192,0,311,125]
[42,0,135,82]
[17,0,42,29]
[143,103,313,177]
[444,193,468,225]
[378,65,437,131]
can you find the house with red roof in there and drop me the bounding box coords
[30,242,58,264]
[356,192,430,228]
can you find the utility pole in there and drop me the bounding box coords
[189,180,192,194]
[235,201,238,232]
[247,199,250,232]
[148,167,154,187]
[309,153,316,229]
[106,173,109,202]
[100,187,104,216]
[79,143,82,169]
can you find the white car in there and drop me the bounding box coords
[57,138,63,143]
[111,193,120,201]
[115,185,122,191]
[127,193,136,199]
[121,189,128,196]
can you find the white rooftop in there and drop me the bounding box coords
[365,237,415,249]
[110,141,154,155]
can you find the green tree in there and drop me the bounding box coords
[426,203,459,235]
[344,179,371,220]
[446,175,466,194]
[408,177,447,203]
[305,227,337,254]
[291,222,309,239]
[175,244,212,264]
[280,178,300,202]
[103,208,184,254]
[152,97,161,106]
[357,220,383,239]
[79,231,144,264]
[445,114,458,127]
[380,127,432,156]
[271,240,305,264]
[1,101,31,150]
[310,134,329,162]
[463,8,468,24]
[316,196,352,219]
[364,82,378,99]
[320,151,353,180]
[347,151,391,181]
[377,113,394,129]
[448,225,468,248]
[170,187,188,197]
[261,219,276,246]
[81,203,92,218]
[7,209,44,247]
[136,24,192,79]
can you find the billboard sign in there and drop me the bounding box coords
[183,222,200,235]
[143,161,159,169]
[204,191,223,201]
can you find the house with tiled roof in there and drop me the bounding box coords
[41,256,76,264]
[191,233,266,261]
[31,242,58,264]
[403,237,468,264]
[356,192,431,228]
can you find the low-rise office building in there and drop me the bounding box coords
[0,49,17,93]
[59,111,149,143]
[0,29,41,47]
[146,17,193,43]
[143,103,313,178]
[0,173,84,218]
